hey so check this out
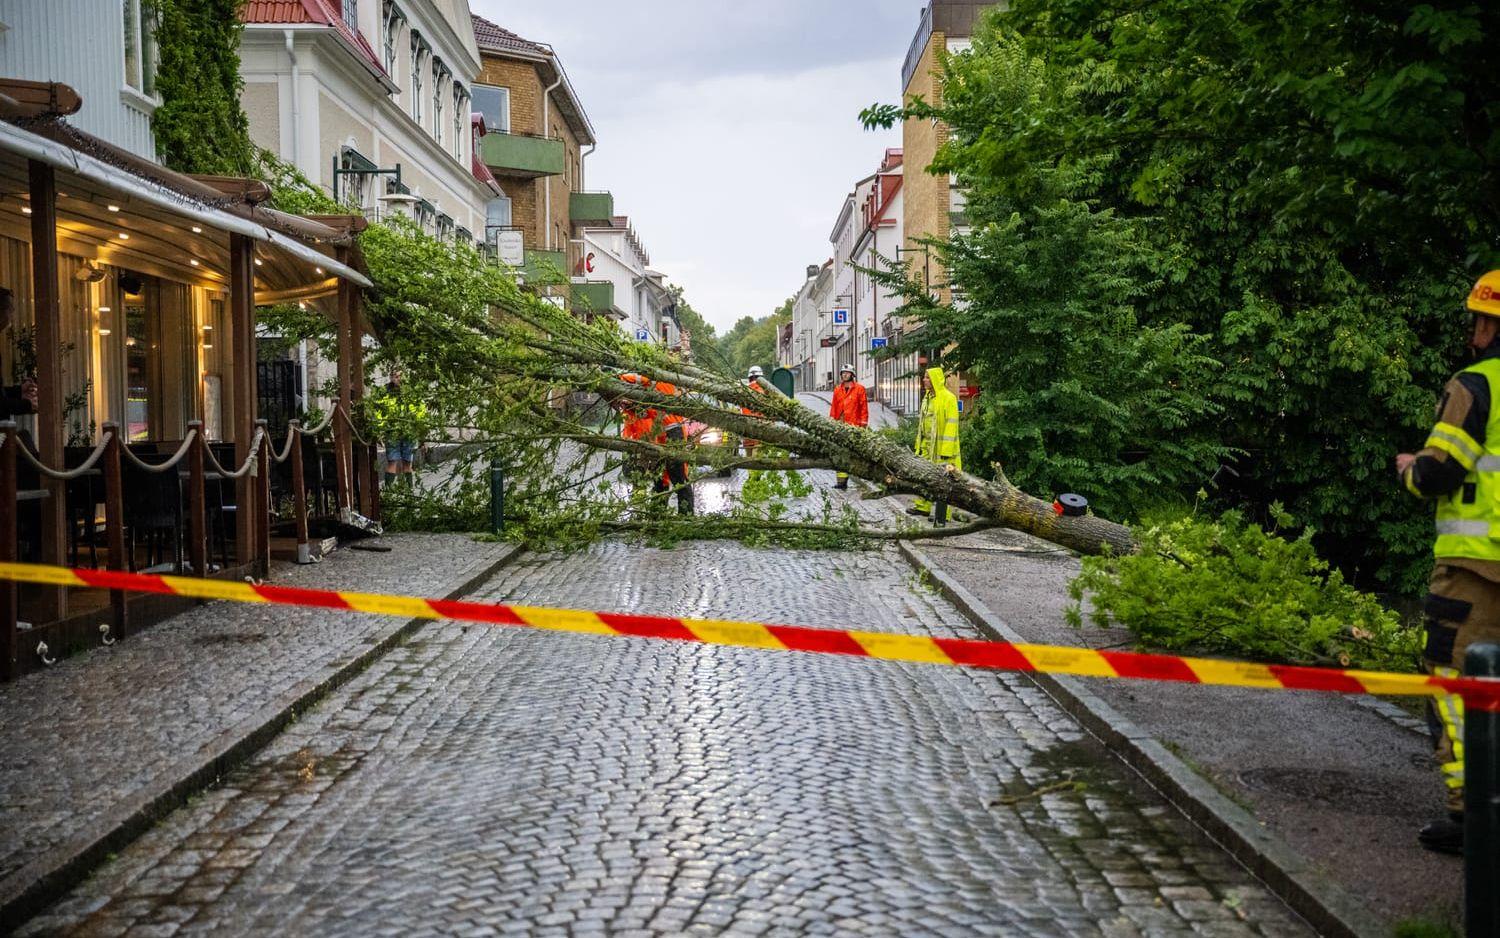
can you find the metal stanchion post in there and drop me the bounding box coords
[490,459,505,534]
[1465,642,1500,938]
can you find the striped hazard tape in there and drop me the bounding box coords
[3,560,1498,706]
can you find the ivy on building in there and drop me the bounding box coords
[146,0,255,175]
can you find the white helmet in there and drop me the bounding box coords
[747,366,764,378]
[839,364,855,377]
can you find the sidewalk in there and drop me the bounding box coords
[0,534,519,924]
[896,518,1461,933]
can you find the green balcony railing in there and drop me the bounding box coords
[522,249,567,282]
[569,191,614,226]
[572,280,615,312]
[480,132,565,178]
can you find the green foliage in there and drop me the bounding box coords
[146,0,255,175]
[719,298,792,378]
[865,2,1500,593]
[669,286,729,376]
[381,474,492,534]
[1069,504,1423,671]
[1393,917,1461,938]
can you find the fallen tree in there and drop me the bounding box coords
[339,221,1137,556]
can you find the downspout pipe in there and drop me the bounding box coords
[284,30,300,172]
[541,55,564,251]
[580,142,596,192]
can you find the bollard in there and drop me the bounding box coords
[1465,642,1500,938]
[489,459,505,534]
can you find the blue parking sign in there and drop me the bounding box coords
[634,328,651,342]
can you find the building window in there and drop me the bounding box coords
[452,86,466,159]
[341,0,358,34]
[410,35,425,124]
[472,85,509,134]
[122,0,157,96]
[432,60,446,139]
[486,196,512,231]
[382,2,403,75]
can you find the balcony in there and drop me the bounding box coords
[480,131,564,179]
[569,191,614,227]
[572,280,616,314]
[522,249,567,282]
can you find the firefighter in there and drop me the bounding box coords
[1395,269,1500,855]
[828,364,868,490]
[741,366,768,459]
[617,372,694,515]
[911,365,961,524]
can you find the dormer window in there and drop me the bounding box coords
[341,0,358,34]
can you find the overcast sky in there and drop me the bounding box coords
[468,0,918,332]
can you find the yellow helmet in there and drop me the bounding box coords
[1468,270,1500,318]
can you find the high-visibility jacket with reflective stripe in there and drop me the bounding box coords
[1432,357,1500,562]
[916,367,961,461]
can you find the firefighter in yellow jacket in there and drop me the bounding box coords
[911,365,961,525]
[1396,269,1500,855]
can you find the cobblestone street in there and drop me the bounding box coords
[18,525,1313,937]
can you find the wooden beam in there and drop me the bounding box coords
[0,79,82,118]
[334,256,356,513]
[186,175,273,205]
[28,160,65,621]
[229,233,257,565]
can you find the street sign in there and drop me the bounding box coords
[634,328,651,342]
[870,337,888,350]
[494,229,524,266]
[957,398,965,414]
[832,308,849,326]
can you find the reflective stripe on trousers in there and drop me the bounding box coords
[1434,665,1466,792]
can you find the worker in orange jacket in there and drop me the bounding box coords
[828,364,868,490]
[617,372,694,515]
[741,366,769,459]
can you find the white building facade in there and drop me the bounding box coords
[239,0,498,239]
[0,0,161,161]
[578,218,679,347]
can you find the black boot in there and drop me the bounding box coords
[1418,815,1464,855]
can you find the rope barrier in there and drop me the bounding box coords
[335,405,372,447]
[202,428,266,480]
[295,407,337,437]
[117,430,198,474]
[271,422,299,465]
[7,429,112,481]
[2,560,1498,709]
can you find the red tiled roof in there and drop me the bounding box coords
[471,114,501,194]
[470,14,547,57]
[243,0,389,82]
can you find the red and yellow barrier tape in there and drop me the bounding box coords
[4,560,1498,706]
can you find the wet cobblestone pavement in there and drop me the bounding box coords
[19,524,1313,936]
[0,535,516,888]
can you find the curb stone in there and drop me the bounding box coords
[897,539,1387,938]
[0,542,525,931]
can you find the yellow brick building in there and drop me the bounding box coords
[470,16,603,294]
[900,1,993,306]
